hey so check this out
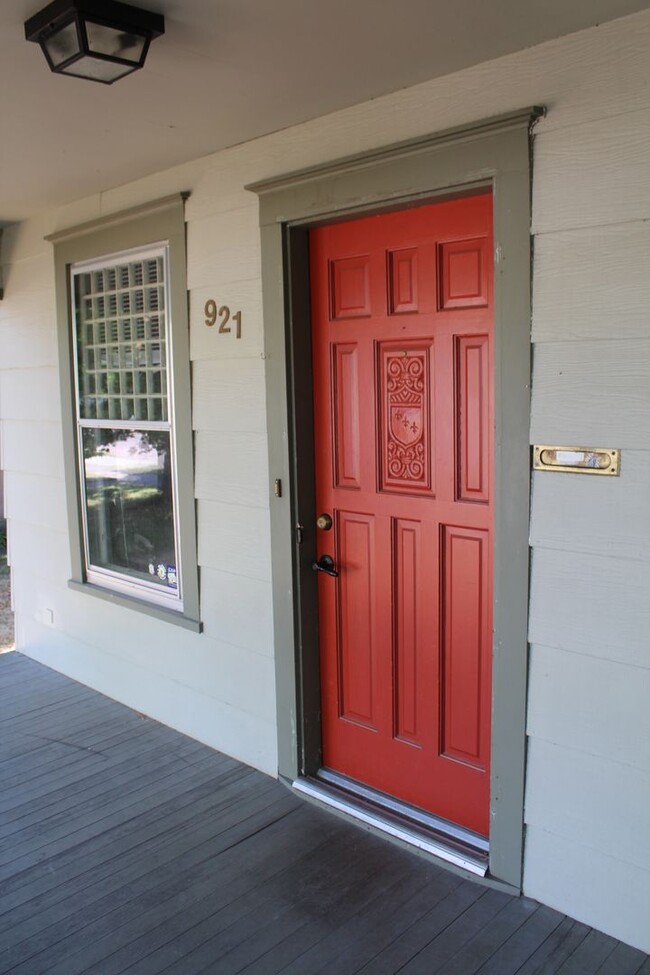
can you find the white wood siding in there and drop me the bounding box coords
[1,8,649,950]
[524,826,650,955]
[529,548,650,668]
[530,452,650,564]
[526,11,650,953]
[530,340,650,447]
[532,224,650,343]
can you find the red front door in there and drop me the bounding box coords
[310,193,493,836]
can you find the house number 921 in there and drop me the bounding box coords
[204,300,242,338]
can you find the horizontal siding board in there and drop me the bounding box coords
[532,108,650,233]
[186,206,261,290]
[530,339,650,447]
[532,224,650,343]
[0,318,57,370]
[530,450,650,563]
[0,368,61,422]
[199,568,273,657]
[179,640,277,725]
[524,826,650,954]
[527,643,650,772]
[1,421,64,478]
[197,499,272,581]
[529,548,650,668]
[525,15,650,133]
[194,430,268,508]
[189,281,264,361]
[525,738,650,871]
[192,358,267,434]
[4,520,71,582]
[4,472,67,533]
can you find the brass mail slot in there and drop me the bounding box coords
[533,445,619,476]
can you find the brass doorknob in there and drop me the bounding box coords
[316,513,333,531]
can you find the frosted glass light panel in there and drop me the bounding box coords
[74,254,168,422]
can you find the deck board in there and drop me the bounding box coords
[0,652,647,975]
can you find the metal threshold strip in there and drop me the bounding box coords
[293,769,488,877]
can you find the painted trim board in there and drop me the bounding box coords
[249,107,541,889]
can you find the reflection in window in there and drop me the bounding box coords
[82,430,177,589]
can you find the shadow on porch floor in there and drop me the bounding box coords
[0,653,647,975]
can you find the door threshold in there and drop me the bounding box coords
[292,769,488,877]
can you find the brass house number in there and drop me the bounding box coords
[204,300,242,338]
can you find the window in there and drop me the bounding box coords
[72,244,181,607]
[50,195,200,629]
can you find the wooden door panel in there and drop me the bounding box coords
[311,193,493,835]
[336,510,377,728]
[440,524,490,770]
[456,335,490,503]
[393,516,434,748]
[439,236,489,310]
[332,343,362,489]
[388,248,419,314]
[330,255,372,319]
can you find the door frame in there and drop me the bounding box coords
[247,107,543,890]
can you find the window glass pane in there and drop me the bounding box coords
[82,428,178,593]
[74,257,168,422]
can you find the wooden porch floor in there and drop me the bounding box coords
[0,653,647,975]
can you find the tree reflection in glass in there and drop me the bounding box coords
[82,428,177,589]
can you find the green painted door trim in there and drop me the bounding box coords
[248,108,543,889]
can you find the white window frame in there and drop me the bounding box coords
[71,242,184,611]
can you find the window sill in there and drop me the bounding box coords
[68,579,202,633]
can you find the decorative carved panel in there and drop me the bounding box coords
[379,343,433,494]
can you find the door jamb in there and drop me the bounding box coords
[247,108,543,889]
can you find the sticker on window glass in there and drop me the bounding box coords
[156,563,167,581]
[167,566,177,588]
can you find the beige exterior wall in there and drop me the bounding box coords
[0,9,649,951]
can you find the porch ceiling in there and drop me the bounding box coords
[2,0,648,224]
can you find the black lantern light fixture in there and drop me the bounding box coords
[25,0,164,84]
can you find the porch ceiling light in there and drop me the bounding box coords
[24,0,164,85]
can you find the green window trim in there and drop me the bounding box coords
[49,194,201,630]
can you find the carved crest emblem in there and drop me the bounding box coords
[390,406,422,446]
